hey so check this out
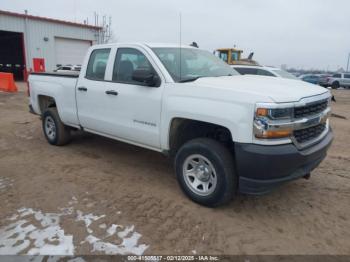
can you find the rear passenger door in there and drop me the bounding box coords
[76,48,112,131]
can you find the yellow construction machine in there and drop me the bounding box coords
[214,47,259,66]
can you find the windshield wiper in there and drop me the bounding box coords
[178,76,203,83]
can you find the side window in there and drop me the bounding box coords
[234,67,258,75]
[86,48,111,80]
[344,74,350,79]
[257,69,275,77]
[333,74,341,78]
[112,48,156,84]
[231,52,238,62]
[219,51,228,63]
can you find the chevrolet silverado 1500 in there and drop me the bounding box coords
[28,43,333,206]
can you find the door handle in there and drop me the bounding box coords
[78,87,87,92]
[105,90,118,96]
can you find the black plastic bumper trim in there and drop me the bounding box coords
[235,129,333,195]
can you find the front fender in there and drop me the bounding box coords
[160,95,254,150]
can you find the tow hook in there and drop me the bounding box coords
[303,173,311,180]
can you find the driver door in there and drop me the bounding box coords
[102,47,164,149]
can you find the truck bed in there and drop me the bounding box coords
[29,72,79,126]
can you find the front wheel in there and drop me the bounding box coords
[42,108,71,146]
[175,138,236,207]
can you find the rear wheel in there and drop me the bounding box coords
[42,108,71,146]
[175,138,236,207]
[332,81,340,89]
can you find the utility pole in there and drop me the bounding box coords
[347,53,350,72]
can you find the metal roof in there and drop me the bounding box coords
[0,9,102,30]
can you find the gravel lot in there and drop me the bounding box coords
[0,83,349,255]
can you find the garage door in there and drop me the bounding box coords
[54,37,91,66]
[0,30,25,80]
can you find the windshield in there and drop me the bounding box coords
[152,47,238,82]
[272,69,299,80]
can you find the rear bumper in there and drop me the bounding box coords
[235,129,333,195]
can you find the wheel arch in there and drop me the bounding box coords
[167,117,235,156]
[38,95,57,115]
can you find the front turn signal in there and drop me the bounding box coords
[255,129,292,139]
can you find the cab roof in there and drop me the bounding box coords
[91,42,197,49]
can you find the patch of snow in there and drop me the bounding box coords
[99,223,107,229]
[106,224,121,236]
[85,230,148,255]
[0,208,74,255]
[0,198,148,256]
[78,212,148,255]
[18,207,35,217]
[76,210,105,228]
[117,225,134,239]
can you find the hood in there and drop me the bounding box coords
[192,75,328,103]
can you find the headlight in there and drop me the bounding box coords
[256,107,293,120]
[254,106,294,139]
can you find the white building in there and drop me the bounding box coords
[0,9,102,80]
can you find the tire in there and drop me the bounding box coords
[175,138,236,207]
[42,108,71,146]
[331,81,340,89]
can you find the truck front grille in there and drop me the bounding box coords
[294,100,328,118]
[293,123,326,144]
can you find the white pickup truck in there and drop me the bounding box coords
[28,43,333,206]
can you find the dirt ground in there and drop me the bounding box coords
[0,82,349,256]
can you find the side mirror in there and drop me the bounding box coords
[132,68,159,87]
